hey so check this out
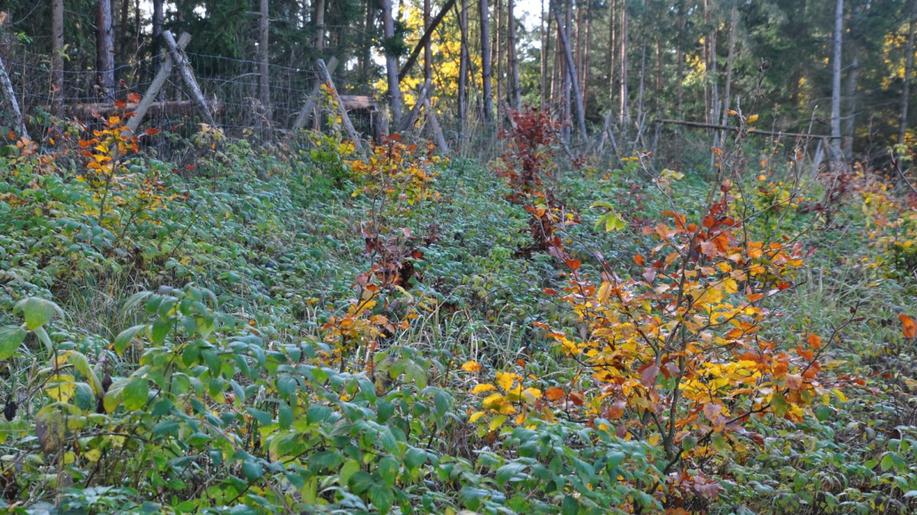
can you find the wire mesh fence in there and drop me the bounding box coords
[0,35,378,146]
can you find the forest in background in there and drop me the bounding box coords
[0,1,916,514]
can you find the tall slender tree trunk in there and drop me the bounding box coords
[152,0,163,71]
[675,1,685,119]
[830,0,844,158]
[607,0,616,109]
[458,0,469,142]
[480,0,494,122]
[424,0,432,84]
[495,0,503,128]
[899,0,916,145]
[383,0,404,126]
[314,0,326,50]
[97,0,116,101]
[258,0,271,124]
[618,0,628,124]
[844,53,859,157]
[581,1,591,115]
[554,0,586,138]
[51,0,64,116]
[540,0,549,109]
[507,0,521,108]
[718,1,739,146]
[118,0,129,68]
[562,0,572,142]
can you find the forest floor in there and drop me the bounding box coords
[0,126,915,513]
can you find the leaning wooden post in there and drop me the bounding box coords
[423,98,449,154]
[397,82,430,133]
[315,58,363,153]
[0,55,29,140]
[291,56,338,132]
[127,32,191,134]
[161,30,215,127]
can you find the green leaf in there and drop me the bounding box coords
[369,484,394,514]
[33,326,53,353]
[278,402,293,429]
[339,458,361,485]
[349,471,374,494]
[242,459,264,481]
[113,324,147,354]
[0,325,27,360]
[122,378,149,410]
[14,297,64,330]
[151,318,172,344]
[62,350,103,397]
[377,456,399,486]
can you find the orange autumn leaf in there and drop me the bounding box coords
[900,314,916,339]
[545,387,565,401]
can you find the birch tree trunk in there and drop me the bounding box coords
[382,0,404,127]
[51,0,64,116]
[830,0,844,159]
[899,0,916,145]
[480,0,494,122]
[97,0,116,101]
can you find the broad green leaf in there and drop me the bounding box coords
[369,484,394,514]
[122,378,149,410]
[113,324,147,354]
[0,325,27,360]
[14,297,64,330]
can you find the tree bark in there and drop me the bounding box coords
[314,0,325,50]
[899,0,916,145]
[127,32,191,133]
[291,57,338,131]
[830,0,844,159]
[316,58,363,152]
[382,0,404,127]
[97,0,116,101]
[162,30,215,126]
[51,0,64,116]
[480,0,494,122]
[258,0,271,124]
[152,0,163,71]
[507,0,521,108]
[606,0,615,109]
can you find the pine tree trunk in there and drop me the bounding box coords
[258,0,271,124]
[507,0,521,108]
[51,0,65,116]
[314,0,325,50]
[495,0,503,128]
[718,1,739,145]
[383,0,404,126]
[152,0,163,71]
[554,0,587,138]
[480,0,494,122]
[97,0,116,101]
[830,0,844,158]
[119,0,129,68]
[899,0,916,145]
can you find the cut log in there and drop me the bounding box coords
[291,57,338,131]
[127,32,191,133]
[315,58,363,153]
[161,30,216,126]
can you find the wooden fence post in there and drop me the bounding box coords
[127,32,191,134]
[315,58,363,153]
[291,56,338,132]
[161,30,216,127]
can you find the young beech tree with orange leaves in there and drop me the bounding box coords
[539,183,851,478]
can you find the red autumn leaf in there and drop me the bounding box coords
[633,254,646,266]
[639,364,659,387]
[806,333,822,350]
[144,127,161,136]
[127,92,141,103]
[568,391,584,406]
